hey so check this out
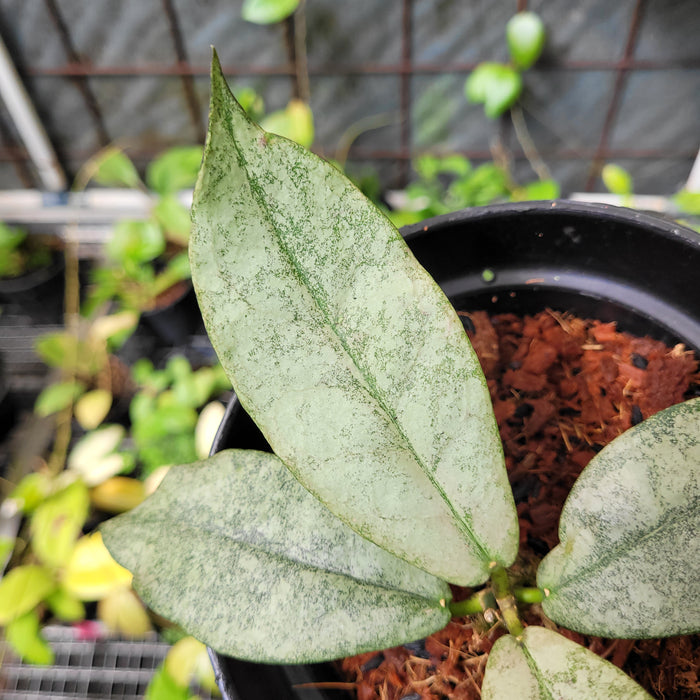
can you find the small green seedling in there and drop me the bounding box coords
[466,11,545,119]
[84,146,201,319]
[103,54,700,699]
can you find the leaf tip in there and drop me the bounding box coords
[209,47,228,99]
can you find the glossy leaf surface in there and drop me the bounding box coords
[102,450,452,663]
[189,54,518,585]
[482,627,652,699]
[538,398,700,637]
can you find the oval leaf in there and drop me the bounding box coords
[63,531,133,601]
[102,450,452,663]
[31,480,90,569]
[146,146,203,195]
[189,53,518,586]
[91,147,140,188]
[601,163,633,196]
[34,380,85,417]
[482,627,652,699]
[538,398,700,637]
[74,389,113,430]
[107,219,165,266]
[260,99,314,148]
[465,63,522,118]
[242,0,299,24]
[506,12,546,70]
[6,610,55,665]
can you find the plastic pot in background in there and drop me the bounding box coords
[141,281,203,346]
[0,252,65,322]
[208,201,700,700]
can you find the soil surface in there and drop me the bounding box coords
[340,309,700,700]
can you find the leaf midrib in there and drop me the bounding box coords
[223,117,489,568]
[128,513,445,604]
[550,496,698,595]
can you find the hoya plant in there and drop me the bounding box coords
[103,54,700,698]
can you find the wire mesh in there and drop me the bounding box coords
[0,626,217,700]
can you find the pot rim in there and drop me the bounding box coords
[400,199,699,246]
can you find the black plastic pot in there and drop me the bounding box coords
[0,252,65,321]
[141,281,203,346]
[208,200,700,699]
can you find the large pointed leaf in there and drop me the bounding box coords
[538,398,700,637]
[482,627,652,699]
[102,450,452,663]
[189,51,517,586]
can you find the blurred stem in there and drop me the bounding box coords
[285,0,310,103]
[294,0,310,102]
[335,112,399,168]
[47,224,80,476]
[511,105,551,181]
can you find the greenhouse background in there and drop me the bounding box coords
[0,0,698,195]
[1,2,699,699]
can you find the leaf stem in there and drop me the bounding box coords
[449,589,497,617]
[513,586,545,604]
[490,565,524,638]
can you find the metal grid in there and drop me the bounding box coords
[0,0,699,193]
[0,626,217,700]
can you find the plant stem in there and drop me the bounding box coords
[490,565,524,638]
[449,589,497,617]
[513,586,545,604]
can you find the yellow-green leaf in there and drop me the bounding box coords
[0,565,56,625]
[97,586,152,637]
[91,146,140,188]
[34,380,85,417]
[63,531,133,601]
[74,389,113,430]
[242,0,299,24]
[152,194,192,245]
[189,53,518,585]
[90,477,145,513]
[601,163,633,196]
[146,146,203,195]
[6,610,56,665]
[260,99,314,148]
[45,586,86,621]
[31,480,90,568]
[9,472,53,513]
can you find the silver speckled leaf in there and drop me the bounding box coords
[482,627,653,699]
[538,397,700,637]
[101,450,451,663]
[189,51,517,586]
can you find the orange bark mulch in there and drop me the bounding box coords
[340,310,700,700]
